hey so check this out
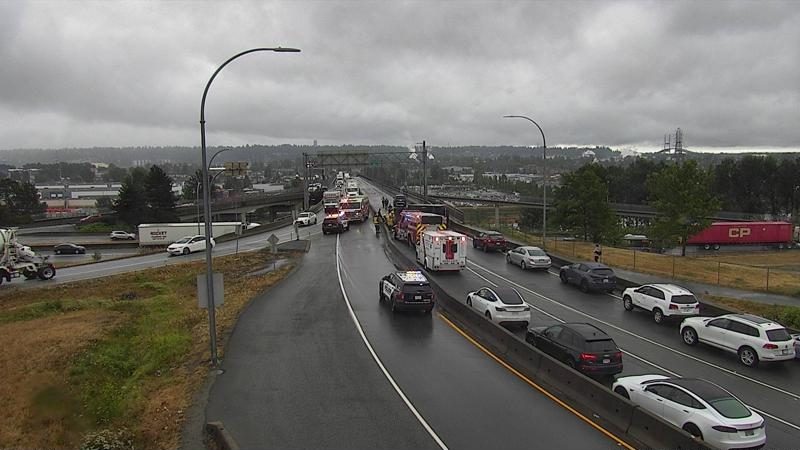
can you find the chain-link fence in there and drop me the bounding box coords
[463,205,800,296]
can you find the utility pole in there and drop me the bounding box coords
[422,140,428,199]
[302,152,310,210]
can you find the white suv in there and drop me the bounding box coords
[680,313,795,367]
[622,284,700,324]
[109,230,136,240]
[295,212,317,226]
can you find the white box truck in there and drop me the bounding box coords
[138,222,243,246]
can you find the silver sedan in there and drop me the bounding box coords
[506,246,551,270]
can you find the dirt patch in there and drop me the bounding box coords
[0,309,125,448]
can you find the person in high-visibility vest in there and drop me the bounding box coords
[373,210,382,234]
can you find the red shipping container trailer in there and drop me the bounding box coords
[686,221,794,249]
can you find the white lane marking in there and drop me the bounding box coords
[467,266,499,288]
[469,260,800,402]
[468,268,800,433]
[335,234,448,450]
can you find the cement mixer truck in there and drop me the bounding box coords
[0,228,56,285]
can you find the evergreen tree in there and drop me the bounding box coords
[647,160,720,256]
[145,165,178,222]
[553,166,616,242]
[113,174,148,226]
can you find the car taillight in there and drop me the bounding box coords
[580,353,598,362]
[669,304,679,310]
[711,425,738,433]
[763,343,779,349]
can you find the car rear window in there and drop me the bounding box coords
[766,328,792,342]
[584,339,617,352]
[708,398,751,419]
[670,294,697,304]
[528,249,547,256]
[402,283,430,293]
[590,268,614,277]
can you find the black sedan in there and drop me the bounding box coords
[525,322,623,377]
[559,262,616,293]
[54,243,86,255]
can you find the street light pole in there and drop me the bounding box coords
[503,115,547,248]
[196,148,233,235]
[199,46,300,367]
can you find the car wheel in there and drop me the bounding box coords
[623,296,634,311]
[485,311,492,321]
[614,386,630,400]
[653,308,664,324]
[55,250,61,255]
[182,248,190,256]
[466,297,472,307]
[506,254,511,264]
[681,327,698,346]
[37,266,55,280]
[560,272,567,284]
[682,424,703,441]
[738,346,759,367]
[521,260,527,270]
[564,357,576,369]
[580,280,589,293]
[473,240,478,249]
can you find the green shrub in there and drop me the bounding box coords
[77,223,117,233]
[80,428,135,450]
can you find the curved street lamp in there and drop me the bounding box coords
[200,47,300,366]
[503,115,548,248]
[196,147,235,234]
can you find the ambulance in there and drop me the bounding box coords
[416,229,467,272]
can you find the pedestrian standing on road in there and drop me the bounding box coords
[593,243,602,262]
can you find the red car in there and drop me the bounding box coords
[472,231,509,252]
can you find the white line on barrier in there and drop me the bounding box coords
[335,235,448,450]
[468,259,800,402]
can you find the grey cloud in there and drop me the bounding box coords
[0,0,797,151]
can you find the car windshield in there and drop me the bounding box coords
[528,249,547,256]
[708,397,751,419]
[584,339,617,352]
[174,237,191,244]
[487,232,503,238]
[670,294,697,304]
[766,328,792,342]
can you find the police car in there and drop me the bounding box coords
[378,271,435,314]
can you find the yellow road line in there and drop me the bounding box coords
[437,312,636,450]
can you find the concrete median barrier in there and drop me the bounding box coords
[627,406,713,450]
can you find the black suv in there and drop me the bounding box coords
[379,271,435,314]
[393,194,407,209]
[322,213,349,235]
[526,322,623,377]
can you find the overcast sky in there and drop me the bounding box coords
[0,0,797,153]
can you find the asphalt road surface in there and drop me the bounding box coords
[206,214,627,449]
[9,221,316,287]
[360,179,800,450]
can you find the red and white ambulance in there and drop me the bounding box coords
[416,229,467,272]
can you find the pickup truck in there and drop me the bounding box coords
[472,231,509,252]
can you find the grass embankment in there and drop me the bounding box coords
[479,224,800,297]
[704,295,800,331]
[0,249,299,450]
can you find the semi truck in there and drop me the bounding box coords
[686,221,795,250]
[0,228,56,285]
[137,222,243,246]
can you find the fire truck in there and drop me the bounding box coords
[394,211,445,245]
[339,195,370,223]
[416,229,467,272]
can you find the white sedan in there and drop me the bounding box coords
[109,230,136,240]
[167,235,216,256]
[506,246,551,270]
[466,286,531,328]
[612,375,766,449]
[295,212,318,226]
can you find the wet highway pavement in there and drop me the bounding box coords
[360,178,800,450]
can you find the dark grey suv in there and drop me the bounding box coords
[559,262,616,293]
